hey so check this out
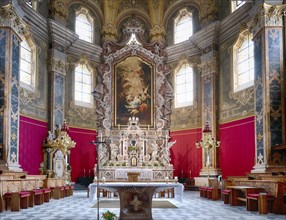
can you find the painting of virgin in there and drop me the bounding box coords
[114,56,154,127]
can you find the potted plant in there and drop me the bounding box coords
[102,210,117,220]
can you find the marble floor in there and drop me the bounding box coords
[0,190,285,220]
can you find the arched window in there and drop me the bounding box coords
[20,38,36,90]
[74,62,93,107]
[75,8,93,43]
[174,8,193,44]
[233,31,254,92]
[175,61,193,108]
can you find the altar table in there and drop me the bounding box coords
[89,182,184,220]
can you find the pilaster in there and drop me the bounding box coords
[0,3,28,171]
[198,51,221,177]
[247,3,286,173]
[148,0,166,43]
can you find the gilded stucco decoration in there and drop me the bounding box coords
[0,4,28,37]
[171,103,200,130]
[228,88,254,106]
[197,0,218,25]
[48,0,68,22]
[19,88,40,106]
[118,0,149,14]
[247,3,286,37]
[49,57,66,76]
[68,101,96,121]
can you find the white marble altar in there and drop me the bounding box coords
[115,168,153,180]
[94,117,176,181]
[89,182,184,220]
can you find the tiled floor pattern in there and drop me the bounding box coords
[0,190,285,220]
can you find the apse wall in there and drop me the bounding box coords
[68,127,96,182]
[170,128,202,179]
[219,116,255,178]
[19,116,48,175]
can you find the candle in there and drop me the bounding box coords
[147,125,149,131]
[174,176,178,183]
[118,124,120,130]
[165,176,169,183]
[100,133,103,142]
[207,155,210,166]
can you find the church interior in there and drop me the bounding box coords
[0,0,286,219]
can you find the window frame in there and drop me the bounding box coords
[75,7,94,43]
[174,8,193,44]
[19,36,37,92]
[231,0,245,12]
[174,60,194,108]
[74,61,94,108]
[232,30,254,93]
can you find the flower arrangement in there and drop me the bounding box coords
[102,210,117,220]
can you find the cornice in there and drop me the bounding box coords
[67,39,102,63]
[20,1,48,42]
[48,19,78,51]
[166,21,220,63]
[219,3,252,45]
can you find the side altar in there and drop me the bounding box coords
[95,117,175,181]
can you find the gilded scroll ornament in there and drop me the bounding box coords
[229,87,254,106]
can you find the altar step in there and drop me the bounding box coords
[73,183,88,190]
[184,186,199,191]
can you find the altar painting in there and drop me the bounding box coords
[114,57,154,127]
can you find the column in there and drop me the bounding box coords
[198,52,221,177]
[247,3,286,173]
[0,3,27,171]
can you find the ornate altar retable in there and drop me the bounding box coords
[89,182,184,220]
[95,117,175,182]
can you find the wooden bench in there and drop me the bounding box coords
[222,189,231,204]
[4,191,30,211]
[43,188,51,202]
[247,193,275,214]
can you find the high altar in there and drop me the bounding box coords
[95,117,175,181]
[92,17,175,182]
